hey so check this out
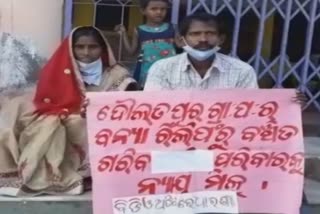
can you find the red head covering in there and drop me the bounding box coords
[33,26,116,116]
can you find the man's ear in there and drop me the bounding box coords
[175,35,185,48]
[218,34,226,46]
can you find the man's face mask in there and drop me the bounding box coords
[182,38,221,61]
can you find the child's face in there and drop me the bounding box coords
[142,1,168,24]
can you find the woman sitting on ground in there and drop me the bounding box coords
[0,26,139,196]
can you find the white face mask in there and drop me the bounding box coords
[77,58,103,86]
[182,39,221,61]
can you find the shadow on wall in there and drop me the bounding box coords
[0,32,46,109]
[0,32,45,93]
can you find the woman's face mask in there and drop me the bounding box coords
[77,58,103,86]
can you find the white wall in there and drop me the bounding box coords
[0,0,64,58]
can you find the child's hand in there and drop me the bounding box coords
[114,25,127,34]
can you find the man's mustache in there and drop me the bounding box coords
[194,43,215,49]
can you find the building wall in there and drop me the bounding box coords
[0,0,64,58]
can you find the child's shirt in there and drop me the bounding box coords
[135,23,176,86]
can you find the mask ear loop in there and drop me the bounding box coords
[182,37,190,47]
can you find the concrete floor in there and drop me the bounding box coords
[0,201,92,214]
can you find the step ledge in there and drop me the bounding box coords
[0,191,92,202]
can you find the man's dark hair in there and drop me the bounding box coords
[139,0,170,9]
[178,13,221,36]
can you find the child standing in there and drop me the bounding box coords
[116,0,176,87]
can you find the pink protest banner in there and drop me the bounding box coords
[86,89,304,214]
